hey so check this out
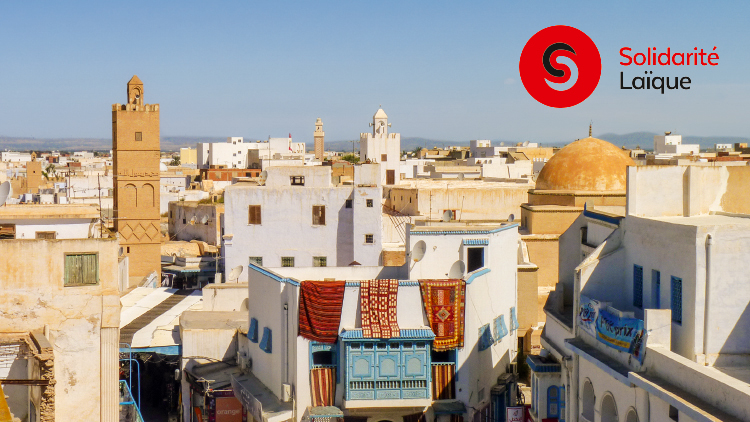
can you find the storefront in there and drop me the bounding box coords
[185,361,248,422]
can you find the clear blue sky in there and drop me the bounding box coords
[1,0,748,144]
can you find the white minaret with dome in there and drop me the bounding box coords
[360,107,401,185]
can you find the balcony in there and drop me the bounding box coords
[342,329,434,408]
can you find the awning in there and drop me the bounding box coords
[432,400,467,415]
[185,361,240,392]
[231,372,293,422]
[119,287,202,353]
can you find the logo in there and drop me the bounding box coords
[519,25,601,108]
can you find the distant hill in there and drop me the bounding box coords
[2,132,749,153]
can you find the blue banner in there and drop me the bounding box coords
[595,308,646,363]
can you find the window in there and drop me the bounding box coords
[35,231,56,240]
[291,176,305,186]
[281,257,295,267]
[310,342,338,369]
[548,386,560,418]
[671,276,682,324]
[313,256,327,267]
[634,265,644,308]
[366,199,373,207]
[249,257,263,266]
[510,307,520,331]
[135,132,142,141]
[478,323,493,351]
[312,205,326,225]
[260,327,272,353]
[248,205,261,225]
[0,224,16,239]
[169,210,173,219]
[581,226,588,245]
[345,199,353,209]
[467,247,484,272]
[64,253,99,286]
[381,154,387,162]
[386,169,395,185]
[248,318,259,342]
[669,405,679,421]
[652,270,661,308]
[364,234,374,244]
[493,315,508,342]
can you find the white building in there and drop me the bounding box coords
[196,221,521,422]
[0,152,33,163]
[0,204,103,239]
[197,137,306,169]
[653,132,700,157]
[360,108,401,185]
[222,165,384,282]
[529,164,750,422]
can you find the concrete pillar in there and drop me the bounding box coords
[100,327,120,422]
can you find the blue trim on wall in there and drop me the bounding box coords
[248,263,300,286]
[410,223,519,236]
[119,346,181,356]
[583,204,622,226]
[465,268,491,284]
[463,239,489,245]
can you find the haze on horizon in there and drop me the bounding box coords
[1,0,748,144]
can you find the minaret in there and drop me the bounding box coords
[112,75,161,282]
[372,107,389,137]
[314,118,325,161]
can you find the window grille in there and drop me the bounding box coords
[671,276,682,324]
[634,265,644,308]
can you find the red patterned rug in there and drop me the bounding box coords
[310,367,336,407]
[360,279,400,338]
[419,279,466,351]
[298,280,346,343]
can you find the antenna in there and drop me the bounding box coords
[442,210,453,222]
[448,260,466,279]
[412,240,426,262]
[0,182,11,207]
[227,265,244,283]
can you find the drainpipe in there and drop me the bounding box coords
[703,234,713,364]
[284,303,290,383]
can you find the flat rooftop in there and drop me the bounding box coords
[647,213,750,228]
[0,204,100,219]
[392,179,533,189]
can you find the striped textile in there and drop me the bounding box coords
[431,363,456,400]
[360,279,400,338]
[298,280,346,343]
[419,279,466,351]
[310,367,336,407]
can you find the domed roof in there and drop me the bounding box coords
[535,137,635,191]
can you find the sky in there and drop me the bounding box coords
[1,0,749,144]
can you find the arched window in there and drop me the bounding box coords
[601,393,618,422]
[547,386,560,418]
[122,184,137,208]
[582,380,595,421]
[139,183,155,208]
[625,408,638,422]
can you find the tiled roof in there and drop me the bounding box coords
[340,328,435,340]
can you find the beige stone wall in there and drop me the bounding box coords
[517,267,539,331]
[521,206,581,235]
[523,237,559,290]
[0,238,120,422]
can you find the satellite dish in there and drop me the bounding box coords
[508,214,515,222]
[0,182,10,206]
[448,260,466,279]
[259,170,268,186]
[500,142,505,146]
[160,162,168,172]
[227,265,244,282]
[442,210,453,222]
[201,215,209,225]
[457,173,465,180]
[523,141,530,147]
[189,216,197,225]
[412,240,426,262]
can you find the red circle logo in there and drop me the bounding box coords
[519,25,601,108]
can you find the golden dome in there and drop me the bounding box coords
[535,137,635,191]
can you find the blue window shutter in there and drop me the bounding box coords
[547,386,560,418]
[510,307,519,331]
[478,324,492,351]
[671,276,682,324]
[249,318,259,342]
[559,386,566,422]
[260,327,272,353]
[633,265,644,308]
